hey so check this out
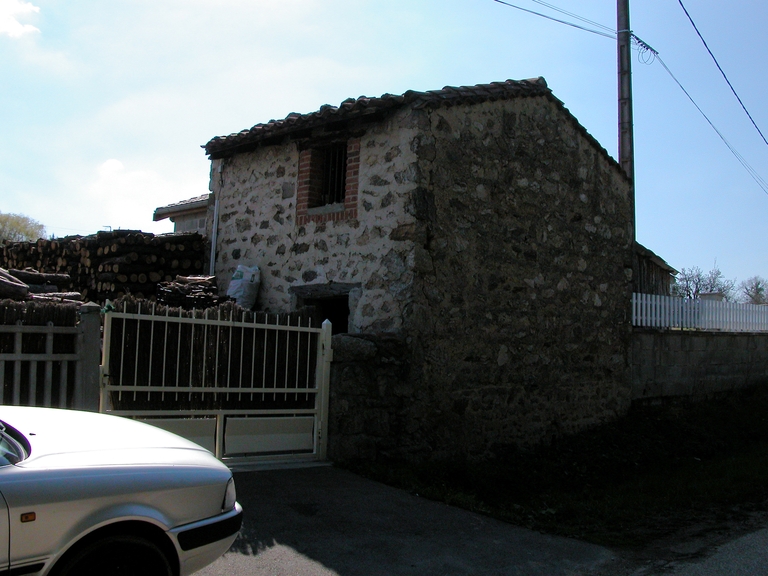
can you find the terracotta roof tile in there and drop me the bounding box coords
[153,194,210,222]
[203,78,552,159]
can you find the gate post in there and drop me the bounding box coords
[76,302,102,411]
[317,319,333,460]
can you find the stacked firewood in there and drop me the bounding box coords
[0,268,81,303]
[157,275,228,309]
[0,231,206,303]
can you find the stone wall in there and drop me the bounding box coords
[404,97,635,458]
[327,333,415,461]
[631,328,768,400]
[211,94,636,461]
[209,107,423,333]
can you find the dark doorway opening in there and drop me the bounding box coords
[304,296,349,335]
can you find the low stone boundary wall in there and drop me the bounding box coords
[631,328,768,401]
[327,333,415,462]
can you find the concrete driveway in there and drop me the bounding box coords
[196,465,614,576]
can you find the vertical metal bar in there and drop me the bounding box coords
[226,312,233,401]
[59,360,68,408]
[0,361,5,404]
[176,307,183,397]
[239,316,245,402]
[249,315,257,401]
[188,313,195,397]
[13,328,22,405]
[214,308,221,400]
[284,317,290,401]
[162,305,171,399]
[294,318,301,403]
[334,146,340,202]
[305,318,312,401]
[29,362,37,407]
[272,316,279,400]
[134,301,142,401]
[118,307,127,401]
[202,309,209,401]
[44,325,53,407]
[149,302,157,398]
[261,316,268,401]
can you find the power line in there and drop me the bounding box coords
[491,0,768,196]
[528,0,615,34]
[676,0,768,149]
[491,0,615,39]
[635,36,768,195]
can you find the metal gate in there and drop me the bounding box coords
[0,303,101,411]
[99,301,332,467]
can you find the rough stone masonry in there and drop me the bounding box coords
[205,79,635,460]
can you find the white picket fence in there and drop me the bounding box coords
[632,293,768,332]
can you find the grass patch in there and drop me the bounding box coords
[341,386,768,547]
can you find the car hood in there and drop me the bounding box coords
[0,406,220,470]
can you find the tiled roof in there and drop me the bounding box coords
[203,78,554,159]
[153,194,210,221]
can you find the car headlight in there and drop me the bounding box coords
[222,477,237,512]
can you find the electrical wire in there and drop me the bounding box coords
[651,48,768,195]
[676,0,768,149]
[634,34,768,194]
[493,0,768,194]
[528,0,615,34]
[491,0,768,195]
[491,0,615,39]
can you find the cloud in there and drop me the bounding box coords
[0,0,39,38]
[84,158,201,234]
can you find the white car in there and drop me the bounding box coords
[0,406,242,576]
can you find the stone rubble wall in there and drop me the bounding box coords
[211,95,636,460]
[402,97,635,458]
[209,107,423,332]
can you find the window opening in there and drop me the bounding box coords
[312,142,347,208]
[304,295,349,335]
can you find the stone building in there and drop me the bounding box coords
[203,78,635,458]
[153,194,210,235]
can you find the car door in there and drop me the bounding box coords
[0,489,9,571]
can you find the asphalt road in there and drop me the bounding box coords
[655,528,768,576]
[196,465,614,576]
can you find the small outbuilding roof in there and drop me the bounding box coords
[153,194,210,222]
[634,242,678,275]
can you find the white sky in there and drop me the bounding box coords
[1,0,766,284]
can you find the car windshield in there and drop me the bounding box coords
[0,422,28,466]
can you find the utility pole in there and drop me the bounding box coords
[617,0,636,233]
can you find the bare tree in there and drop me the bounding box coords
[672,265,737,301]
[738,276,768,305]
[0,212,46,242]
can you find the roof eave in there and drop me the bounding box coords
[153,199,209,222]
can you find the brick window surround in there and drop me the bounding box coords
[297,138,360,226]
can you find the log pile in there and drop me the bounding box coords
[157,275,228,309]
[0,268,81,303]
[0,231,206,303]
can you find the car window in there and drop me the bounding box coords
[0,422,28,466]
